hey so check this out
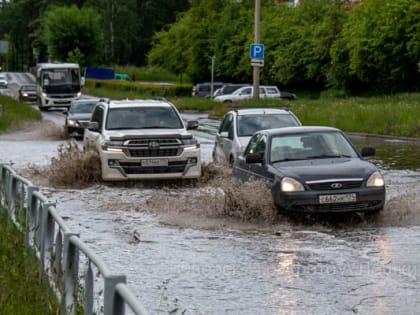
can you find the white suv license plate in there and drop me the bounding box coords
[141,159,168,167]
[319,193,356,204]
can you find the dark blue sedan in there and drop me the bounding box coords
[233,126,385,213]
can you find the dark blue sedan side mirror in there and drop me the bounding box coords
[246,153,264,164]
[361,147,376,157]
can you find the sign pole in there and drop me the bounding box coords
[252,0,261,100]
[211,55,215,98]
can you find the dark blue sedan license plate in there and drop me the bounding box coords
[319,193,356,204]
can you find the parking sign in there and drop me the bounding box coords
[250,43,264,59]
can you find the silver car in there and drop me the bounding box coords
[213,85,297,102]
[213,108,302,166]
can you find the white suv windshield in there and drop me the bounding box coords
[237,114,299,137]
[106,106,183,130]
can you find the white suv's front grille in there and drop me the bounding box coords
[126,138,181,146]
[128,148,181,157]
[125,138,183,157]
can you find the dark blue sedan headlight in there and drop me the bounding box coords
[281,177,305,192]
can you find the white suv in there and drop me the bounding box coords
[213,108,301,166]
[213,85,296,102]
[83,99,201,181]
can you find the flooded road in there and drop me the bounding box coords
[1,110,420,314]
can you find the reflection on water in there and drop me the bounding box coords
[349,135,420,171]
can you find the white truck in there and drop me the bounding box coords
[35,62,83,111]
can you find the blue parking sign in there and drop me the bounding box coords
[250,44,264,59]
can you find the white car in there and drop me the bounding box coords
[83,99,202,181]
[213,85,296,102]
[0,73,8,88]
[213,108,302,166]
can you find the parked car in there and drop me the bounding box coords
[0,88,14,98]
[0,73,8,88]
[212,83,250,98]
[114,73,132,81]
[214,85,296,102]
[18,84,37,102]
[192,82,225,97]
[64,98,100,138]
[233,126,385,213]
[83,99,201,181]
[213,108,301,166]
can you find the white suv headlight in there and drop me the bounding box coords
[182,137,200,150]
[281,177,305,192]
[367,171,384,187]
[101,140,124,152]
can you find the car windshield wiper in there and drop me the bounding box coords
[272,158,306,163]
[142,126,177,129]
[108,127,141,130]
[306,154,353,159]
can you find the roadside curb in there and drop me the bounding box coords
[347,132,420,143]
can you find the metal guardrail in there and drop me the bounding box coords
[0,163,149,315]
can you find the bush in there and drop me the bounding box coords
[84,79,192,97]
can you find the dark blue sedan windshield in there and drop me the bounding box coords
[270,131,358,162]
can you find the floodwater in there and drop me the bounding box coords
[1,111,420,314]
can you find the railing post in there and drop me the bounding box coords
[9,175,18,221]
[26,188,40,249]
[5,169,13,212]
[40,202,56,280]
[0,164,4,205]
[25,186,39,249]
[104,275,127,315]
[63,233,80,315]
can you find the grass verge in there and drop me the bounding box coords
[0,95,41,133]
[82,84,420,138]
[0,209,59,314]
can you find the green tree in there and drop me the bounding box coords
[0,0,30,70]
[262,0,347,89]
[149,0,246,82]
[84,0,190,66]
[330,0,420,93]
[213,4,253,82]
[148,14,191,80]
[39,5,104,66]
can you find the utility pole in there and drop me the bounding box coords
[210,55,215,98]
[252,0,261,99]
